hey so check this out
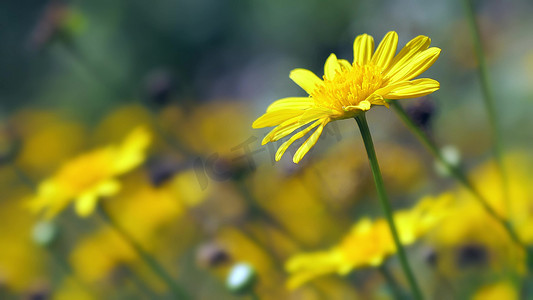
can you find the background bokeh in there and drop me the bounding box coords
[1,0,533,299]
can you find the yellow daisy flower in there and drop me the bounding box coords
[253,31,441,163]
[29,126,151,219]
[285,193,451,289]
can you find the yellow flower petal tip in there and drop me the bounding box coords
[284,194,451,288]
[253,31,440,163]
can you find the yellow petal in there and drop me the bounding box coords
[252,109,305,128]
[261,108,329,145]
[386,47,441,82]
[262,116,314,144]
[374,80,410,95]
[371,31,398,70]
[285,251,343,290]
[266,97,312,113]
[383,78,440,99]
[366,93,388,107]
[324,53,341,80]
[113,126,151,174]
[353,34,374,65]
[338,59,352,70]
[289,69,323,94]
[343,100,372,112]
[298,107,330,125]
[293,121,327,163]
[275,120,322,161]
[96,179,121,196]
[385,35,431,76]
[75,193,99,217]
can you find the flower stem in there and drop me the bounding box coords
[98,202,190,299]
[389,101,526,249]
[354,113,423,300]
[463,0,509,210]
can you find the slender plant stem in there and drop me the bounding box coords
[354,113,423,300]
[98,202,190,299]
[47,241,97,298]
[463,0,509,209]
[390,101,525,249]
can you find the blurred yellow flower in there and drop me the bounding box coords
[285,193,451,289]
[0,185,46,292]
[427,153,532,277]
[253,31,441,163]
[107,168,210,245]
[29,126,151,219]
[53,278,94,300]
[70,168,210,284]
[70,228,137,282]
[472,281,518,300]
[159,101,254,156]
[12,110,87,177]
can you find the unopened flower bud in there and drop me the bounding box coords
[32,221,58,247]
[144,69,176,106]
[27,2,86,51]
[226,262,256,295]
[434,145,461,177]
[147,157,186,187]
[457,243,487,268]
[196,242,230,268]
[405,96,436,131]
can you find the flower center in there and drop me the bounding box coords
[310,63,384,114]
[56,149,113,193]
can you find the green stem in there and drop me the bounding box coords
[390,101,525,249]
[98,202,190,299]
[463,0,509,210]
[354,113,423,300]
[47,242,97,298]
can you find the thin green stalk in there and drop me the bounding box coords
[354,113,423,300]
[390,101,525,249]
[123,265,162,300]
[98,202,190,299]
[463,0,509,209]
[46,241,97,298]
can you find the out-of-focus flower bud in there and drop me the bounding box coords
[26,287,50,300]
[28,2,86,51]
[456,243,488,268]
[196,242,230,269]
[143,69,177,107]
[226,262,257,295]
[434,145,461,177]
[147,157,187,187]
[220,156,255,182]
[423,247,438,267]
[405,96,436,131]
[32,221,58,247]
